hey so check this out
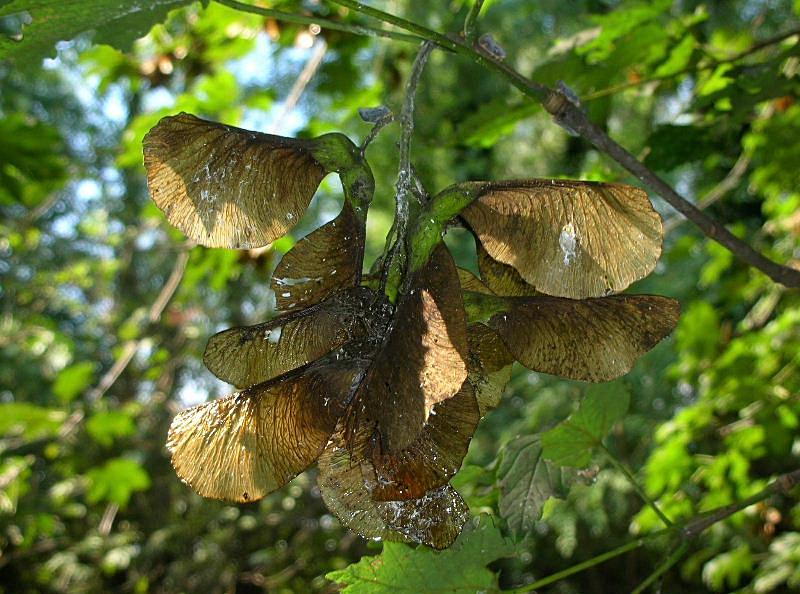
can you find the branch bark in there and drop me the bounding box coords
[324,0,800,288]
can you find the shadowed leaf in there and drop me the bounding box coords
[456,267,493,295]
[203,287,375,388]
[541,383,631,467]
[497,435,565,539]
[466,323,514,416]
[143,112,330,248]
[318,425,469,550]
[488,294,680,382]
[367,381,479,501]
[357,245,469,451]
[271,201,365,311]
[462,180,662,298]
[477,241,538,297]
[167,361,359,503]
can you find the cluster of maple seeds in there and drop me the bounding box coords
[143,112,679,549]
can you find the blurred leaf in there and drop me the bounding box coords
[326,515,515,593]
[52,361,95,403]
[0,403,65,439]
[644,124,715,171]
[541,383,630,467]
[0,0,200,65]
[496,434,565,539]
[0,113,68,208]
[86,458,151,508]
[86,411,136,447]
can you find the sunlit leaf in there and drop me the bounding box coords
[86,458,151,508]
[85,410,136,448]
[52,361,95,403]
[0,403,65,439]
[325,515,515,590]
[496,434,565,539]
[355,245,469,451]
[167,360,360,503]
[271,201,365,311]
[144,112,341,248]
[203,287,377,388]
[541,383,631,467]
[461,180,663,298]
[488,294,679,381]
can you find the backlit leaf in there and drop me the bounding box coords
[144,112,334,248]
[461,180,663,298]
[167,360,359,503]
[203,287,376,388]
[488,294,680,381]
[271,201,365,311]
[52,361,95,403]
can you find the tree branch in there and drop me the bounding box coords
[324,0,800,288]
[602,444,673,528]
[87,248,190,402]
[583,25,800,101]
[682,467,800,539]
[504,467,800,593]
[214,0,423,44]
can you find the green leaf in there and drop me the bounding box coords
[0,403,65,439]
[497,435,565,539]
[86,458,151,508]
[697,64,735,96]
[85,411,136,447]
[653,34,696,77]
[52,361,95,403]
[578,0,672,63]
[326,515,515,593]
[541,383,630,467]
[0,0,200,66]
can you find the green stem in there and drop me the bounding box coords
[601,444,673,528]
[380,41,435,300]
[214,0,423,44]
[503,535,661,594]
[630,542,688,594]
[463,0,485,41]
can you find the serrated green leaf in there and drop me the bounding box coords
[52,361,95,403]
[497,435,565,539]
[326,515,515,593]
[541,383,630,467]
[86,458,151,508]
[0,0,200,66]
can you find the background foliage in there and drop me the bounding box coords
[1,1,799,592]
